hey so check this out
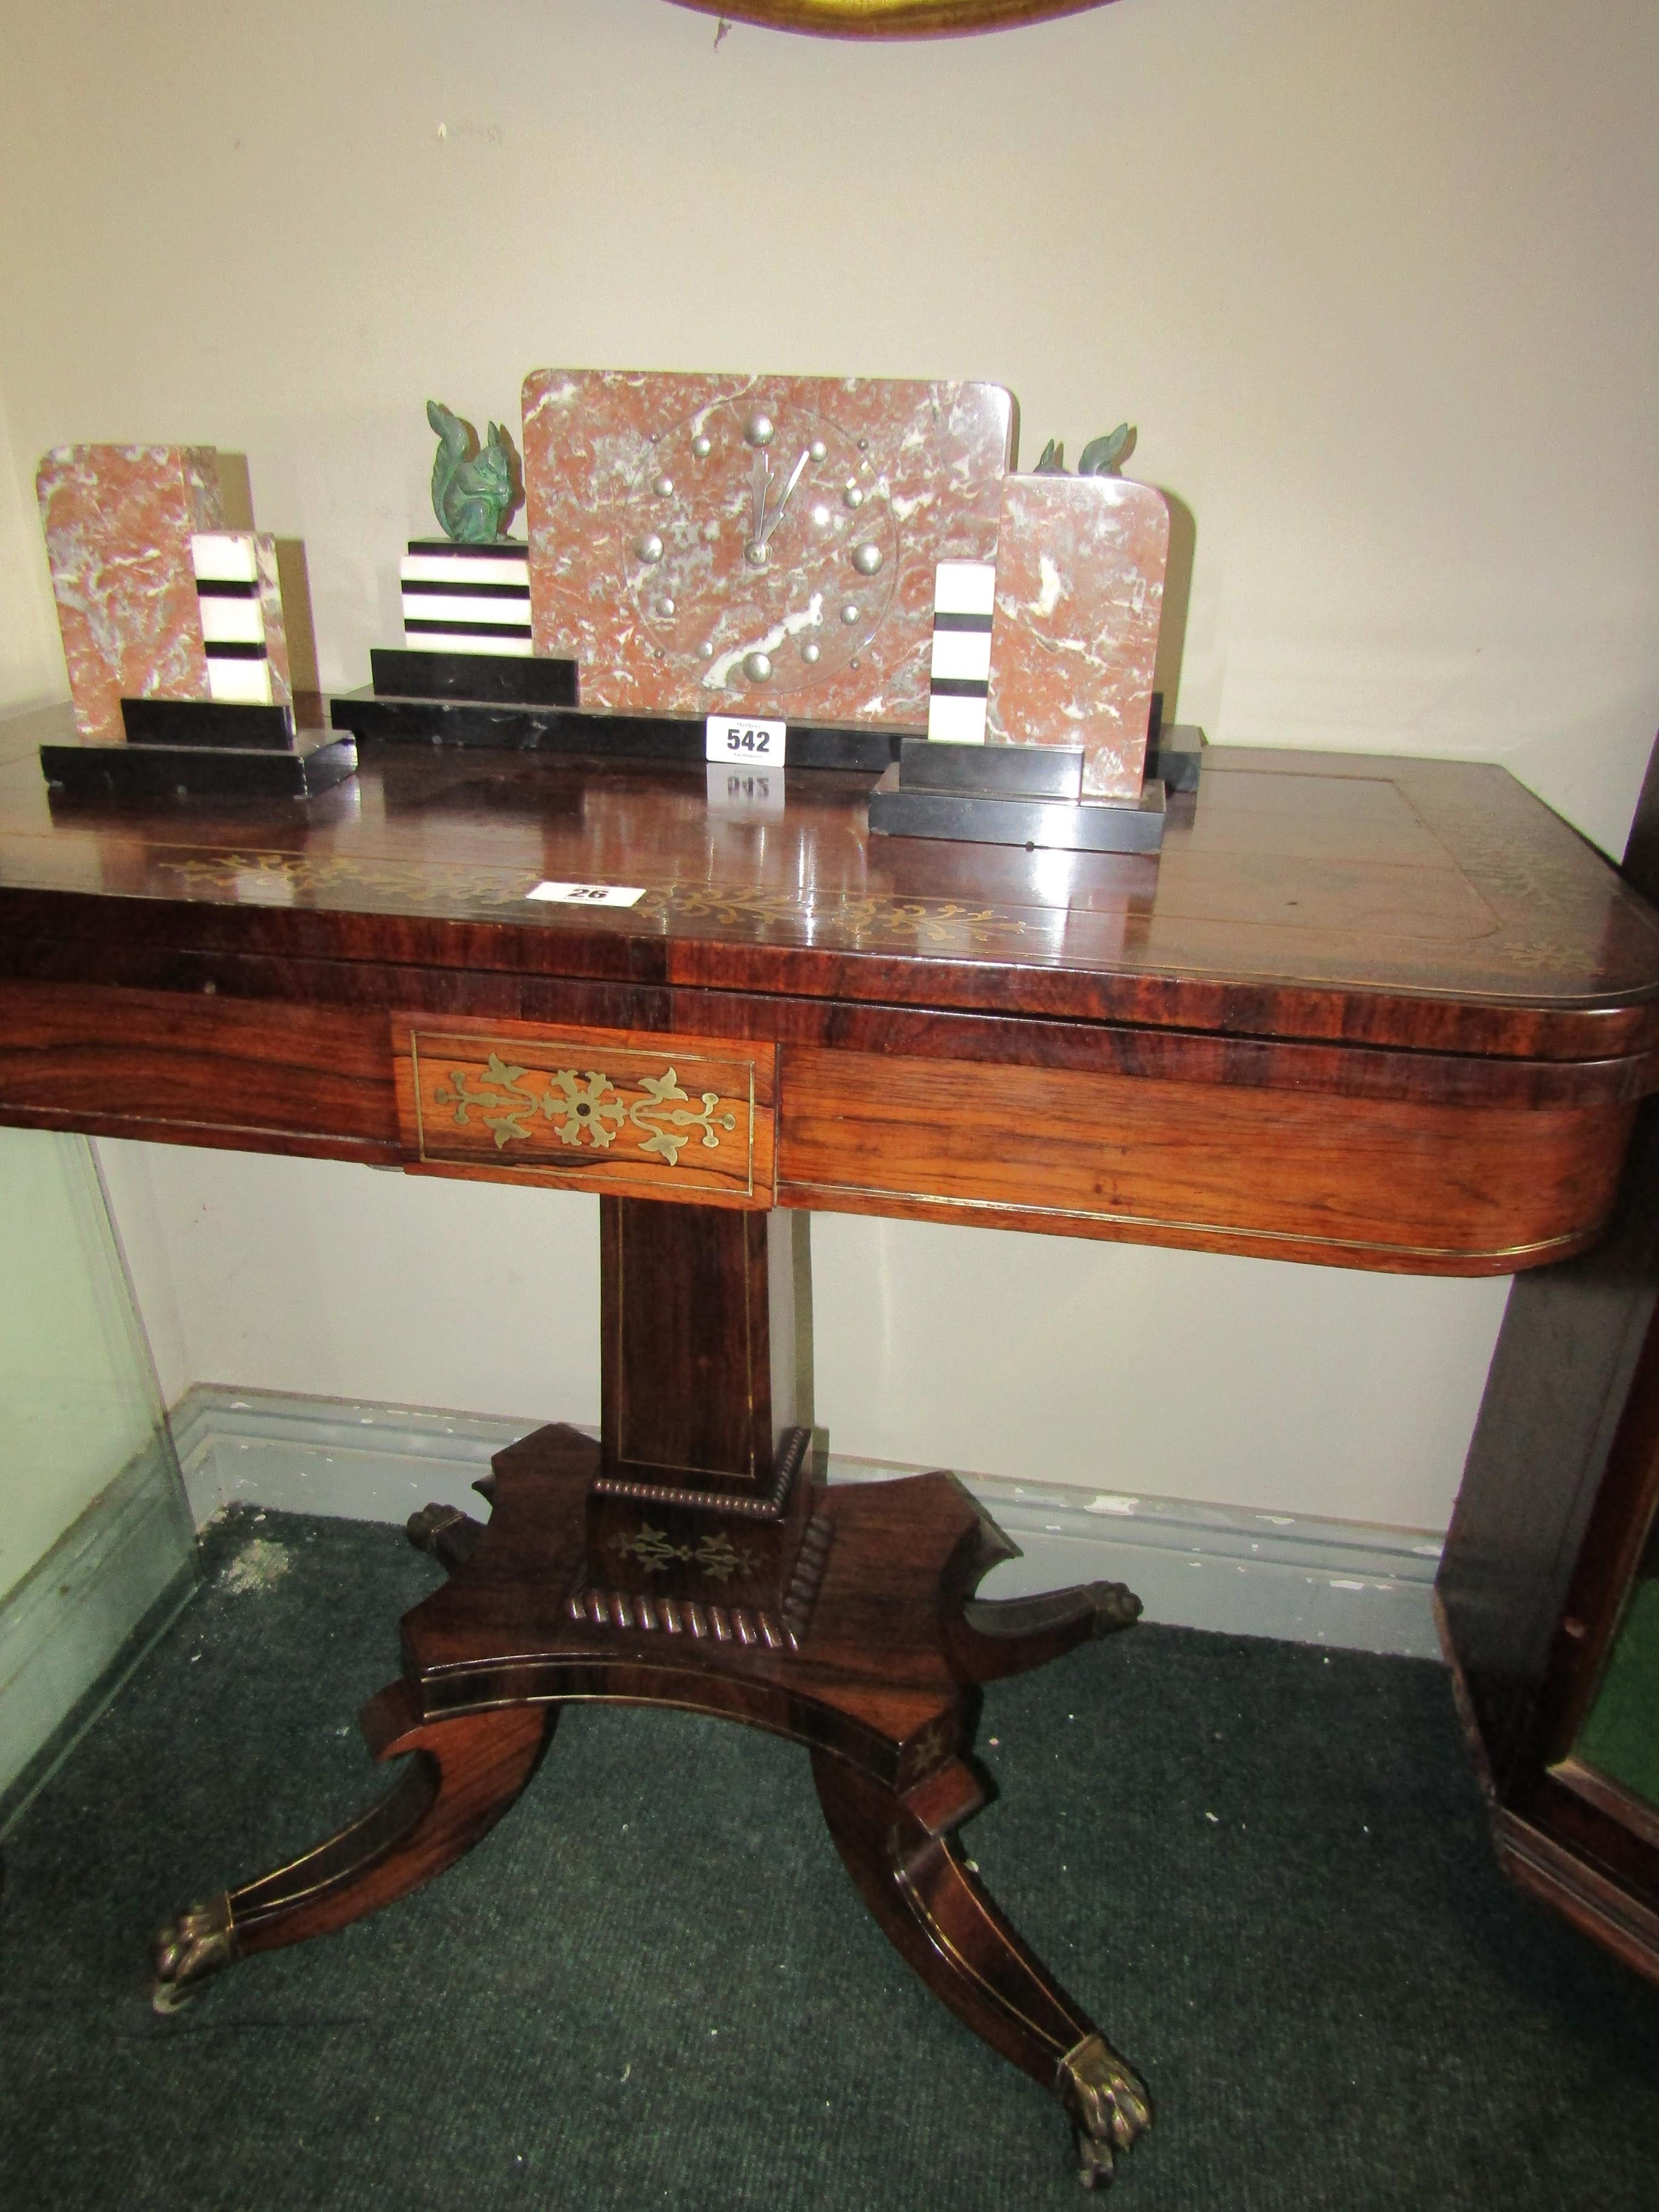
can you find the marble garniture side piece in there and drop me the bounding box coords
[985,475,1168,799]
[38,445,225,742]
[521,371,1013,725]
[400,540,532,655]
[191,532,292,708]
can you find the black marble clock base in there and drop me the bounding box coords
[331,685,908,773]
[370,647,577,708]
[868,739,1168,854]
[41,718,357,803]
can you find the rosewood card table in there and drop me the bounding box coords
[4,709,1659,2187]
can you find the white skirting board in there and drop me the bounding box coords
[172,1386,1444,1660]
[0,1438,198,1824]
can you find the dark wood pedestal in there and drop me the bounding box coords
[151,1198,1149,2188]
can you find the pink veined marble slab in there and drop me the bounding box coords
[37,446,225,742]
[521,372,1014,725]
[985,474,1168,799]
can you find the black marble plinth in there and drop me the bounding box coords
[330,688,908,773]
[897,737,1085,800]
[868,760,1166,854]
[41,732,357,803]
[1149,723,1205,793]
[370,648,578,708]
[121,698,297,751]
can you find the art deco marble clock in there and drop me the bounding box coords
[522,371,1016,725]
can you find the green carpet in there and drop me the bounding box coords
[3,1505,1658,2211]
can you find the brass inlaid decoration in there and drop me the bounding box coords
[166,850,1037,955]
[432,1054,737,1166]
[902,1718,953,1781]
[392,1017,769,1204]
[608,1522,760,1586]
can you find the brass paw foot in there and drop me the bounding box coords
[151,1894,236,2014]
[1056,2031,1151,2190]
[1085,1581,1143,1637]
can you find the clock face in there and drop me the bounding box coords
[522,372,1015,726]
[622,396,900,700]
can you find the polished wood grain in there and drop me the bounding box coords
[0,976,397,1157]
[598,1199,796,1484]
[779,1047,1635,1274]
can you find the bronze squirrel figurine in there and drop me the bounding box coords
[427,401,515,543]
[1033,424,1135,477]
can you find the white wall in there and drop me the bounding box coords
[5,0,1657,1537]
[94,1140,1509,1530]
[0,1133,166,1601]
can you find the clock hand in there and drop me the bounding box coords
[756,447,811,550]
[750,451,769,545]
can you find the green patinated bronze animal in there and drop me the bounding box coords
[1033,423,1136,477]
[427,400,515,543]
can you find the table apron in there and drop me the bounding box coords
[0,978,1630,1274]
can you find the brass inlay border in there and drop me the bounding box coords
[778,1179,1602,1265]
[894,1842,1081,2060]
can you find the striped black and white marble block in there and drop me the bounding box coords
[190,532,291,708]
[927,560,995,744]
[400,540,531,655]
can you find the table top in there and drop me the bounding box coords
[5,706,1659,1086]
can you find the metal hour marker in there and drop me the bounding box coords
[809,439,827,463]
[654,474,674,497]
[843,484,863,509]
[851,543,883,576]
[699,640,714,658]
[841,602,860,625]
[634,534,664,565]
[743,650,774,681]
[800,641,821,664]
[744,413,776,448]
[692,434,712,459]
[658,597,675,616]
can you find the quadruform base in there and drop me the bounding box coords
[152,1420,1149,2186]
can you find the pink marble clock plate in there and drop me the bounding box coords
[521,372,1014,726]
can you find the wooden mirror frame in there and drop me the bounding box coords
[669,1,1114,37]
